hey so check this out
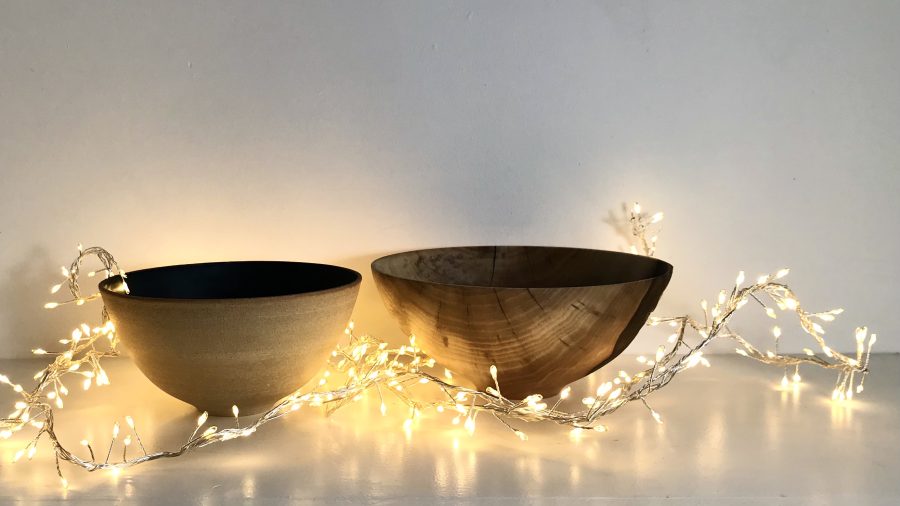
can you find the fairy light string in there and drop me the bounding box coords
[0,204,875,487]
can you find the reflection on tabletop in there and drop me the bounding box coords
[1,353,897,502]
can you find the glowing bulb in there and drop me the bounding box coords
[772,326,782,338]
[596,382,612,396]
[515,430,527,441]
[44,302,59,309]
[792,372,802,383]
[651,410,663,424]
[560,386,571,399]
[650,212,664,224]
[112,422,119,438]
[780,375,789,388]
[464,417,475,434]
[632,202,641,214]
[380,402,387,416]
[784,298,798,310]
[775,268,790,279]
[489,364,498,382]
[735,271,745,286]
[232,405,240,418]
[202,426,217,438]
[655,345,665,362]
[32,348,46,355]
[765,308,777,319]
[197,412,208,427]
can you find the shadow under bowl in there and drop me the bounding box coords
[371,246,672,399]
[99,261,361,416]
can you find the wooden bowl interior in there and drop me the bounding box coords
[372,246,668,288]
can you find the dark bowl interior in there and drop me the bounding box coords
[371,246,670,288]
[100,261,361,299]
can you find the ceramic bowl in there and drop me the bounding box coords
[99,261,361,416]
[372,246,672,399]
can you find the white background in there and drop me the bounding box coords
[1,1,898,357]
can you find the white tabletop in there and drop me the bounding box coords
[1,353,898,504]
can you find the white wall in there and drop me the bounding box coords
[1,1,898,358]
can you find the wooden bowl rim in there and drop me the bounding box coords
[99,260,362,303]
[371,245,673,289]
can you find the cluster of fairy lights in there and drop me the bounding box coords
[0,205,876,489]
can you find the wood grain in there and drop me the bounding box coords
[372,247,672,399]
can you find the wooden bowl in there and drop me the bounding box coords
[99,261,360,416]
[372,246,672,399]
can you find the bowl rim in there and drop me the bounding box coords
[99,260,362,302]
[371,245,673,289]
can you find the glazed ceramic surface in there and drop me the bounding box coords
[100,261,360,416]
[372,246,672,399]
